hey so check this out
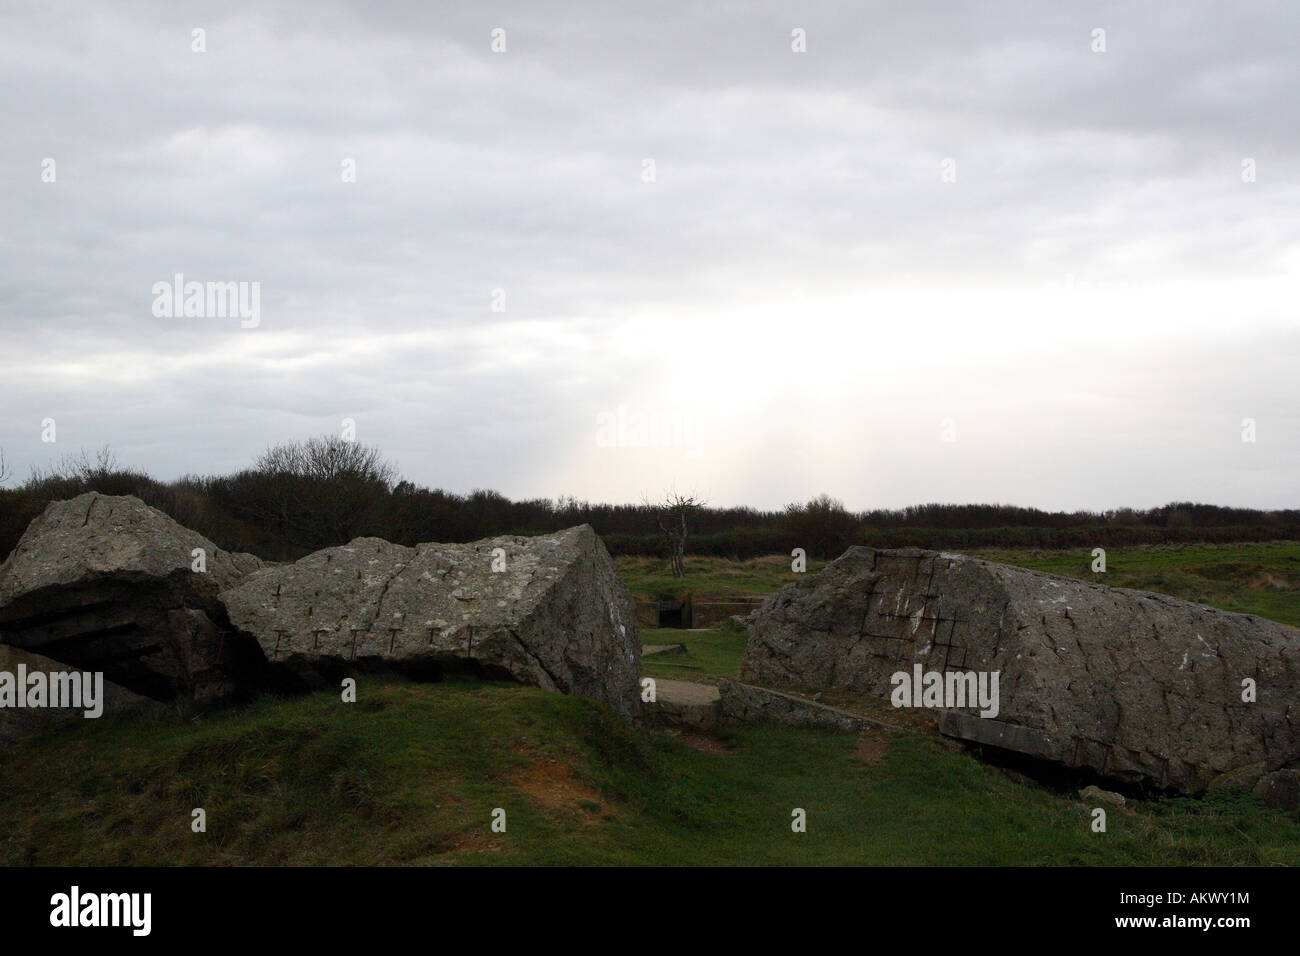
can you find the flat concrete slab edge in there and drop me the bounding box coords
[641,643,688,657]
[644,676,897,734]
[717,679,897,733]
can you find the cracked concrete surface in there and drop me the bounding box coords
[741,547,1300,792]
[220,525,641,720]
[0,492,266,701]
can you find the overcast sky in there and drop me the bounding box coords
[1,1,1296,511]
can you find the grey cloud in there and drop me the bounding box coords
[1,0,1295,510]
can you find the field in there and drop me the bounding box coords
[2,675,1296,866]
[619,540,1300,627]
[1,541,1298,866]
[969,541,1300,628]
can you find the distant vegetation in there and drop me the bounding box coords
[2,439,1299,564]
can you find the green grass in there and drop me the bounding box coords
[970,541,1300,628]
[2,674,1296,866]
[640,622,748,682]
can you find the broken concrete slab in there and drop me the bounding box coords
[1254,769,1300,811]
[0,493,268,701]
[644,678,721,729]
[1079,784,1127,808]
[742,546,1300,793]
[642,643,687,657]
[219,525,641,720]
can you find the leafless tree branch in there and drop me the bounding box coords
[643,486,706,578]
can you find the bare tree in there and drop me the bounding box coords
[23,445,124,487]
[645,488,706,578]
[242,435,398,549]
[0,447,10,485]
[255,435,396,485]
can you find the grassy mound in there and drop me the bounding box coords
[1,675,1296,866]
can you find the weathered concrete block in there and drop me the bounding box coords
[1254,769,1300,811]
[644,678,721,729]
[690,597,765,628]
[219,525,641,720]
[742,547,1300,792]
[0,493,267,701]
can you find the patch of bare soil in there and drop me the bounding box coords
[440,829,506,855]
[673,729,730,755]
[1250,572,1291,590]
[852,734,890,766]
[510,757,614,823]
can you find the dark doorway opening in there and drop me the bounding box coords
[656,596,692,629]
[658,604,684,628]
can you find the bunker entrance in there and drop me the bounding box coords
[656,598,689,629]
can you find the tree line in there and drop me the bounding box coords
[1,439,1298,565]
